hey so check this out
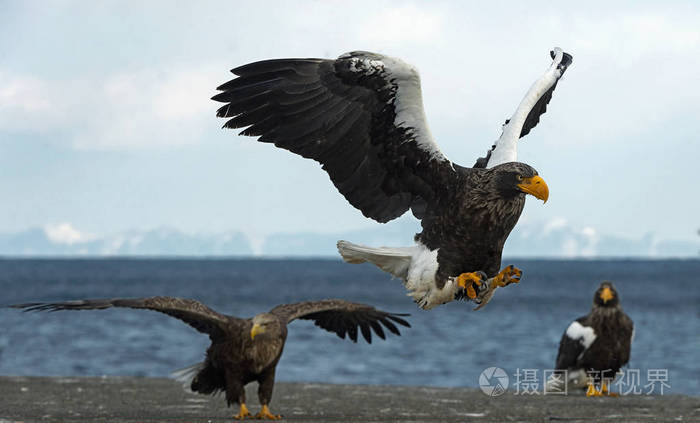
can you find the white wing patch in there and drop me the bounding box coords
[382,57,446,162]
[566,321,597,350]
[487,47,567,168]
[338,53,446,161]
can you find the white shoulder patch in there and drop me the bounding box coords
[487,47,567,168]
[380,56,446,162]
[565,321,596,350]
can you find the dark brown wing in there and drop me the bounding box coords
[618,315,634,366]
[269,299,410,344]
[11,296,233,341]
[213,51,458,222]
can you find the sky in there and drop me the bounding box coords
[1,0,699,248]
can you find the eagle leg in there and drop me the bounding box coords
[254,404,282,420]
[491,265,522,288]
[585,383,606,397]
[601,382,619,397]
[234,403,253,419]
[456,271,488,299]
[471,266,522,311]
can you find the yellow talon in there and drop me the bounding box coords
[586,383,614,397]
[234,403,253,419]
[255,404,282,420]
[466,284,477,299]
[586,383,601,397]
[493,265,522,288]
[456,272,484,299]
[601,382,618,397]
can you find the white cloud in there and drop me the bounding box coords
[44,223,95,245]
[0,73,50,112]
[73,65,224,150]
[579,226,599,257]
[543,217,568,236]
[0,72,55,133]
[562,238,579,257]
[0,64,225,150]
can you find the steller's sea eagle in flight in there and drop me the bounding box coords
[11,297,409,420]
[548,282,634,396]
[213,48,572,310]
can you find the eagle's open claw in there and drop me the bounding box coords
[472,266,522,311]
[456,271,488,299]
[234,403,253,420]
[492,265,522,288]
[254,405,282,420]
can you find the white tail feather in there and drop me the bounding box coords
[170,362,204,393]
[337,240,416,279]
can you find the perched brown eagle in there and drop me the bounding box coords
[213,48,572,310]
[548,282,634,396]
[11,297,409,419]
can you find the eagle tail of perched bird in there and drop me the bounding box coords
[171,362,204,393]
[171,362,224,395]
[337,240,415,279]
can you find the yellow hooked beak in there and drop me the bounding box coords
[517,175,549,203]
[250,323,263,340]
[600,287,614,303]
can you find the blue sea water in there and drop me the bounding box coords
[0,258,698,395]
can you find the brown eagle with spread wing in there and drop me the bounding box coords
[11,297,409,420]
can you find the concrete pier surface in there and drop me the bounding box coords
[0,376,698,422]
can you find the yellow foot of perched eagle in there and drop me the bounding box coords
[255,405,282,420]
[456,271,488,299]
[586,383,602,397]
[586,382,618,397]
[601,382,619,396]
[234,403,253,419]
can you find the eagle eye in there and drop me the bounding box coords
[516,175,523,181]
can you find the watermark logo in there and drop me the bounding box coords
[479,366,509,397]
[478,367,671,396]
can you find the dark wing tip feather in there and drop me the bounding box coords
[378,317,401,336]
[385,313,411,328]
[10,300,111,312]
[359,321,373,344]
[9,302,49,312]
[279,301,411,344]
[560,52,573,69]
[369,320,386,340]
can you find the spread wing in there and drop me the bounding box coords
[11,296,233,341]
[474,47,573,168]
[269,299,410,344]
[213,51,458,222]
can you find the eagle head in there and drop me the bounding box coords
[250,313,283,340]
[491,162,549,203]
[593,281,620,308]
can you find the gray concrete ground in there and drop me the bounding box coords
[0,376,698,422]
